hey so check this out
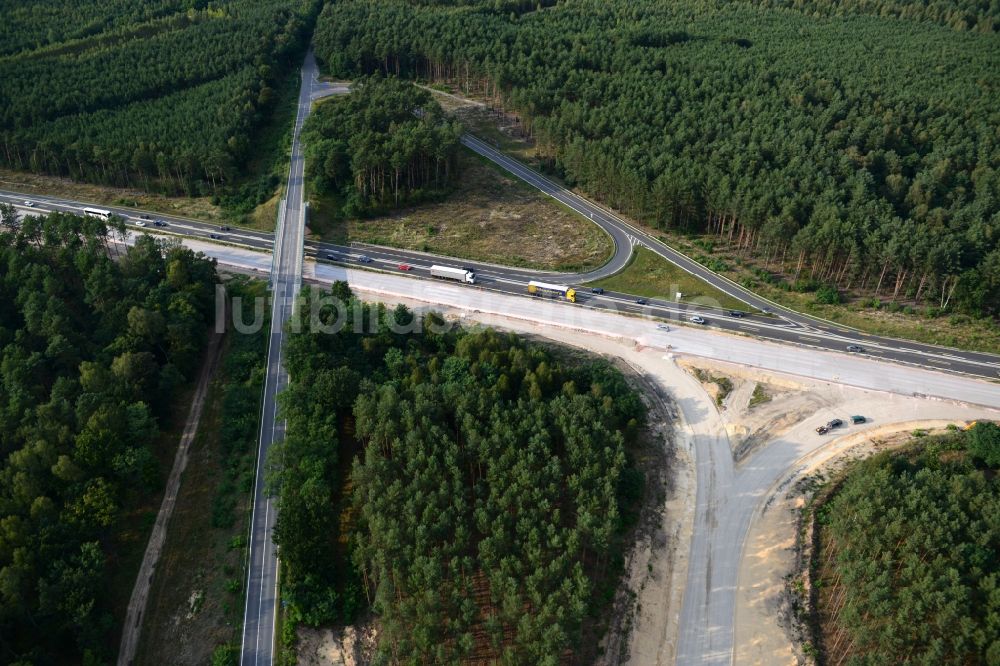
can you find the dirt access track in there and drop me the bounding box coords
[326,287,1000,666]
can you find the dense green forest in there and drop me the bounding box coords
[314,0,1000,317]
[271,284,647,663]
[810,422,1000,664]
[753,0,998,32]
[0,0,321,203]
[0,206,219,663]
[302,75,463,216]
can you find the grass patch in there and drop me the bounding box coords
[589,247,750,311]
[749,383,772,408]
[307,147,614,271]
[692,368,735,407]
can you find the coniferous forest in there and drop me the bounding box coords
[0,206,219,663]
[0,0,322,200]
[810,423,1000,664]
[314,0,1000,317]
[302,76,464,216]
[271,284,647,663]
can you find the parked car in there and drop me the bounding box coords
[398,263,412,271]
[851,415,866,424]
[846,344,864,353]
[727,310,745,318]
[690,316,707,325]
[815,425,829,435]
[591,287,605,295]
[358,255,373,264]
[636,298,648,305]
[657,324,671,331]
[828,418,844,428]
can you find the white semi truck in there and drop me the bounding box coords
[430,265,476,284]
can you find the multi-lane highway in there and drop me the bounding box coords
[5,188,1000,382]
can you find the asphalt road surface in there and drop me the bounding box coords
[5,136,998,382]
[238,50,318,666]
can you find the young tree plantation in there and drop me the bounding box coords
[270,284,648,663]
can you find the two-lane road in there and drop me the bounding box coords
[239,49,319,666]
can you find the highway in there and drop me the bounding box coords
[5,136,999,383]
[4,73,1000,666]
[237,50,318,666]
[5,192,1000,382]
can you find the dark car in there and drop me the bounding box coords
[815,426,829,435]
[220,225,232,231]
[209,233,220,239]
[727,310,745,318]
[358,255,373,263]
[139,214,151,220]
[153,220,167,227]
[828,418,844,428]
[325,253,336,260]
[591,287,605,295]
[851,415,866,424]
[636,298,648,305]
[846,345,864,353]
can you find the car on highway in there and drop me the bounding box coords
[398,263,412,271]
[851,415,866,424]
[690,316,707,325]
[135,220,147,227]
[23,200,34,207]
[846,344,864,353]
[358,255,373,263]
[139,214,151,220]
[209,233,220,239]
[325,253,336,260]
[153,220,167,227]
[727,310,745,318]
[656,324,671,331]
[828,418,844,428]
[220,225,232,231]
[815,425,829,435]
[591,287,605,295]
[636,298,648,305]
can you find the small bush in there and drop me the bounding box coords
[793,278,820,292]
[815,284,841,305]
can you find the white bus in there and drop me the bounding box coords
[83,207,112,220]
